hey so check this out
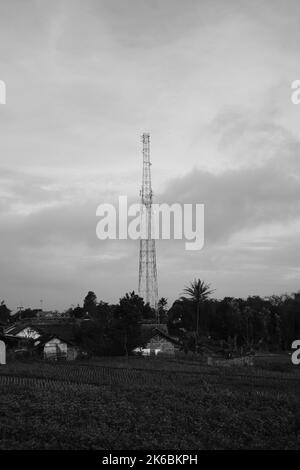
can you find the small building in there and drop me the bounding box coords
[0,330,34,360]
[5,322,84,361]
[34,334,80,361]
[5,324,42,340]
[134,327,179,356]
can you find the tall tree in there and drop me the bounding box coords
[112,291,143,355]
[158,297,168,324]
[0,301,10,325]
[72,304,85,319]
[142,303,156,321]
[182,279,214,338]
[83,291,97,317]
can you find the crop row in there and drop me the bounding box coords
[0,364,300,396]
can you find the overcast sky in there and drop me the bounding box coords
[1,0,300,311]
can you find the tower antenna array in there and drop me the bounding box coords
[138,133,158,314]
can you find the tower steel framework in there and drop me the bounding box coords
[138,133,158,312]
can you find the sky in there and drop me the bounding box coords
[1,0,300,311]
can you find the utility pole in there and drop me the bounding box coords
[17,303,24,313]
[138,133,158,315]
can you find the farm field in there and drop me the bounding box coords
[0,357,300,450]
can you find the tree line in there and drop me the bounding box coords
[1,279,300,355]
[168,279,300,353]
[0,291,168,356]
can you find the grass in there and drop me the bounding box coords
[0,356,300,450]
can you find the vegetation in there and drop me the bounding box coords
[157,297,168,323]
[0,300,11,325]
[3,278,300,355]
[0,358,300,449]
[1,280,300,450]
[168,281,300,353]
[181,279,214,352]
[73,291,152,356]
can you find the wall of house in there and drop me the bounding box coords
[67,346,78,361]
[146,335,176,355]
[43,337,78,361]
[0,340,6,364]
[44,337,67,359]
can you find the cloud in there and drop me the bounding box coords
[1,1,300,308]
[161,112,300,242]
[2,109,300,308]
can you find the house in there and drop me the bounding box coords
[0,331,36,359]
[134,327,180,356]
[0,333,30,362]
[5,324,42,339]
[5,321,84,361]
[34,334,80,361]
[5,321,77,342]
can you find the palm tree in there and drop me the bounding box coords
[157,297,168,324]
[182,279,214,337]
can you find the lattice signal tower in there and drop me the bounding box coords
[138,133,158,312]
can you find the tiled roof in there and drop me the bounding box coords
[34,333,77,348]
[140,325,179,346]
[5,322,78,344]
[4,324,42,336]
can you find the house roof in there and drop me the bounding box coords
[0,333,29,346]
[4,324,43,336]
[35,334,77,348]
[37,324,77,343]
[141,326,179,346]
[5,322,78,344]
